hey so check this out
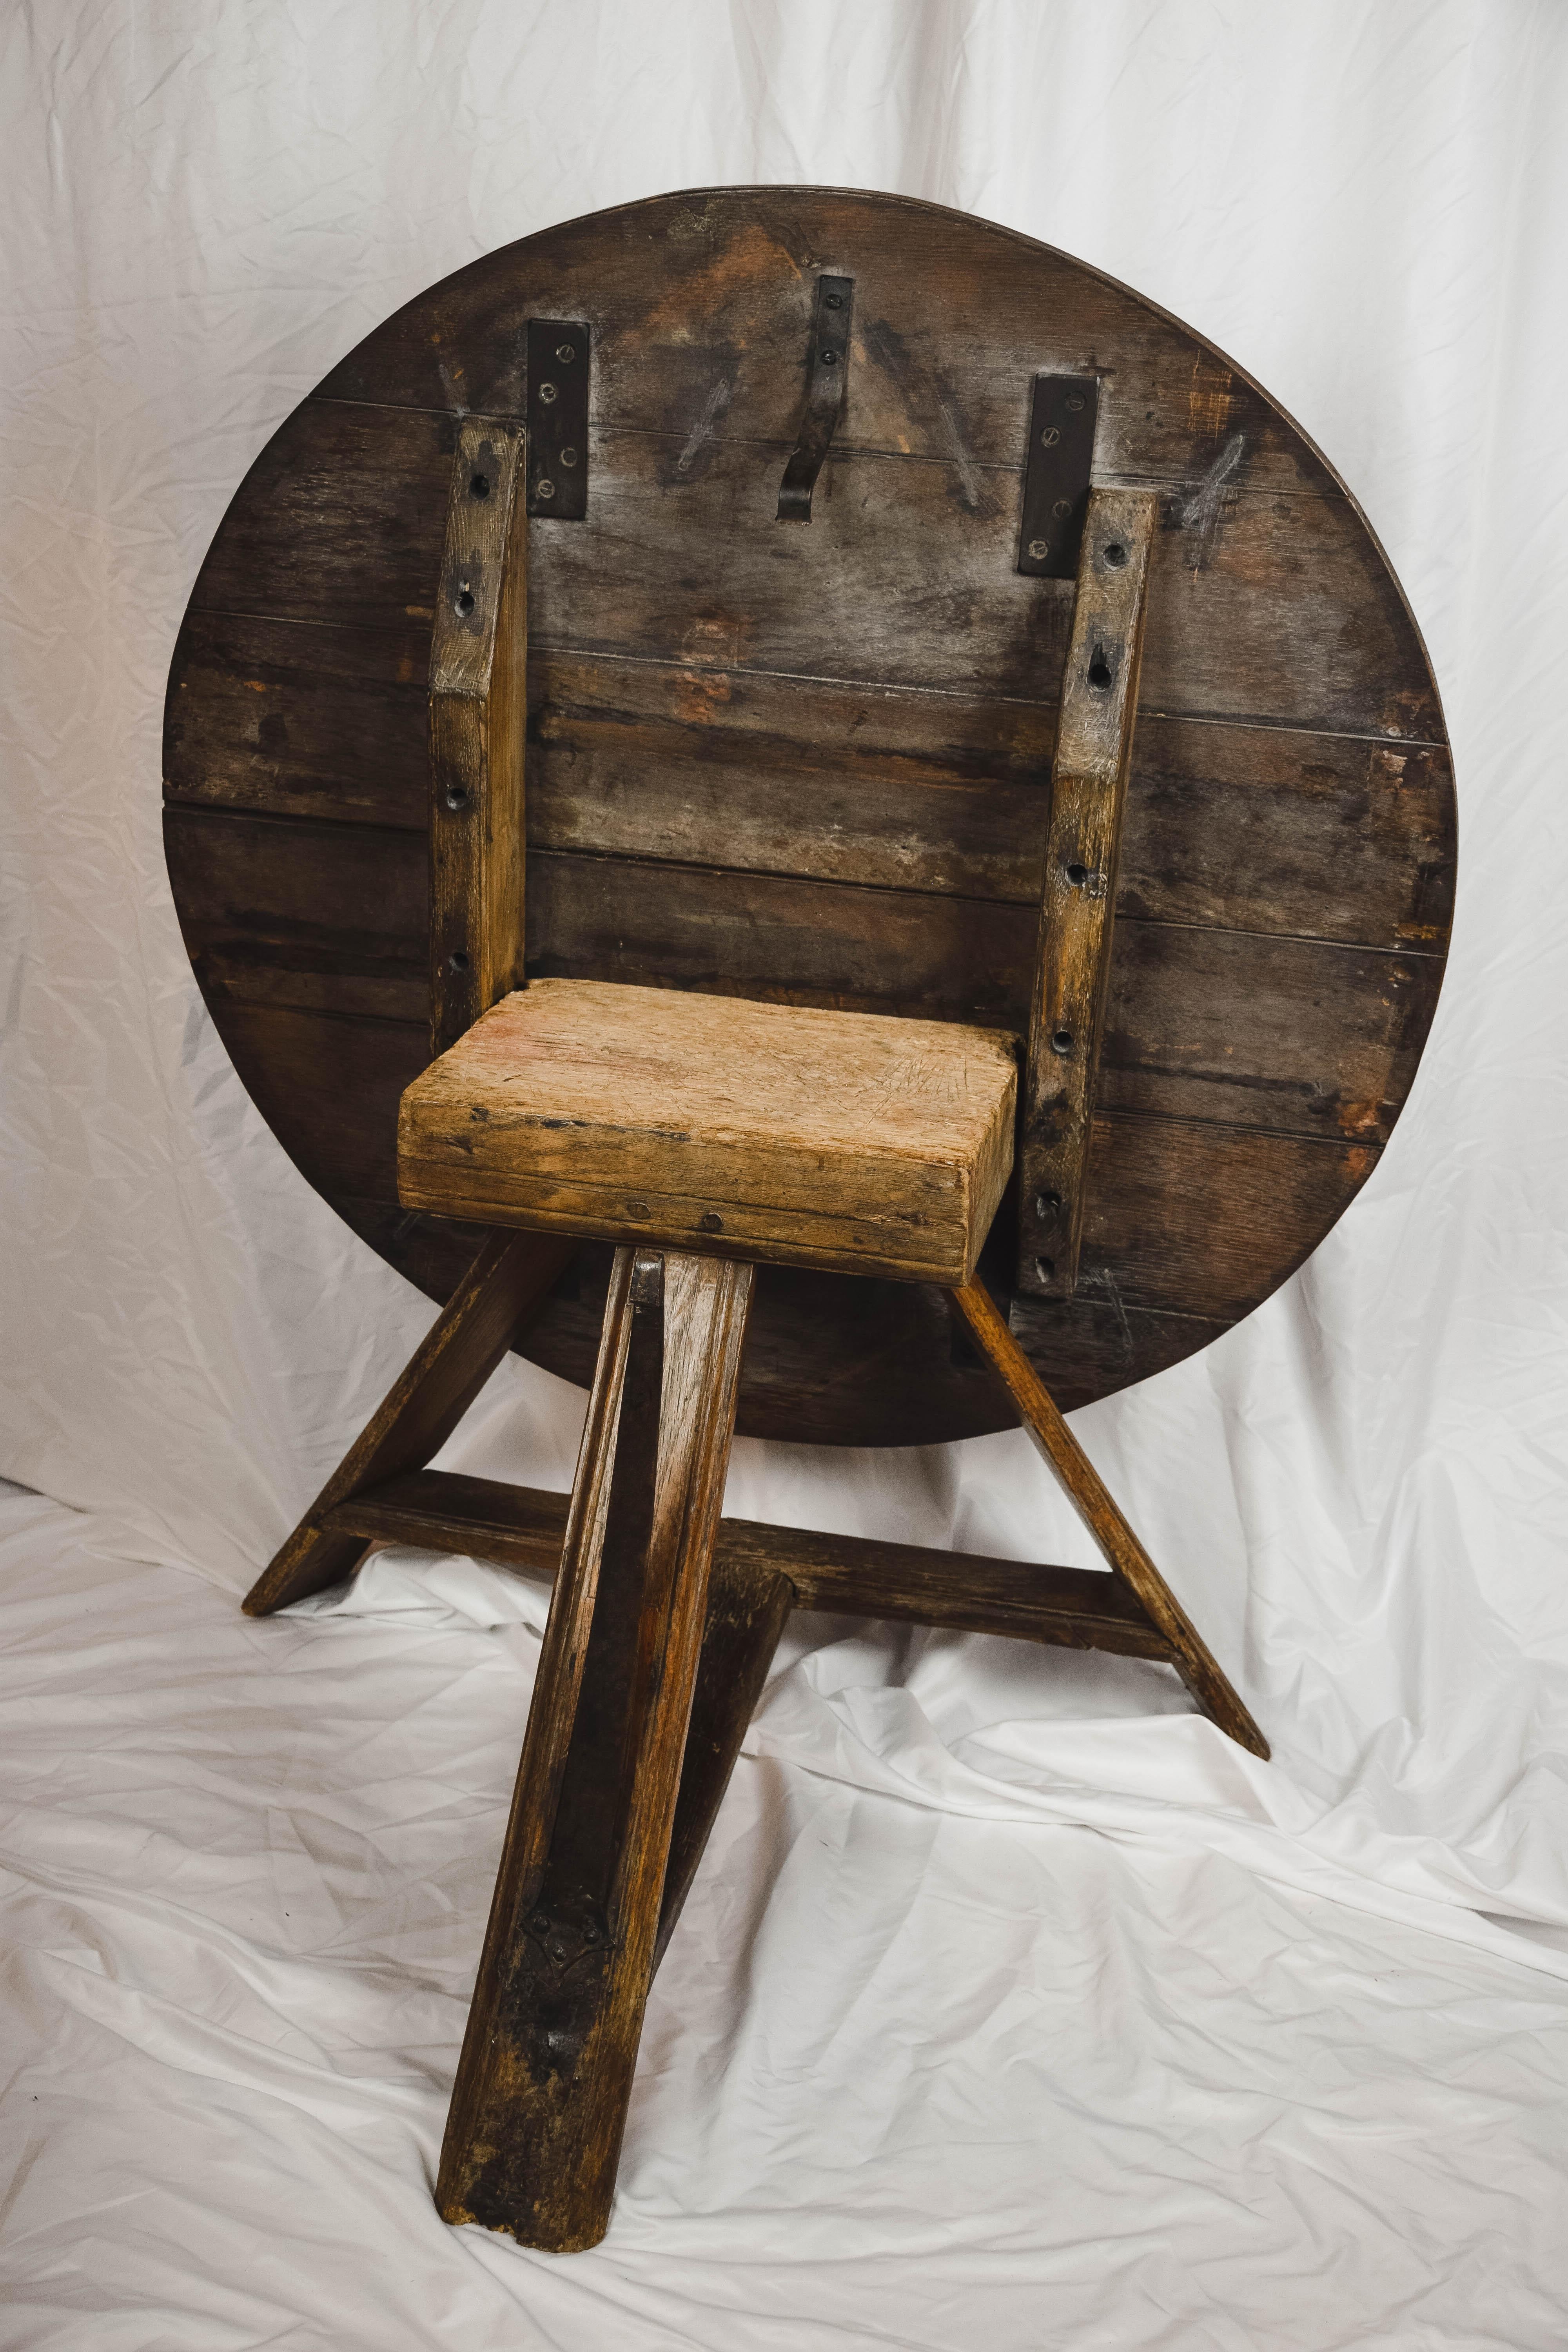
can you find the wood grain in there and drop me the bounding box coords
[952,1277,1267,1755]
[1019,488,1154,1298]
[427,421,527,1054]
[437,1248,753,2250]
[242,1228,573,1616]
[398,980,1017,1285]
[325,1466,1178,1659]
[189,397,1442,741]
[163,185,1455,1447]
[165,810,1439,1149]
[165,626,1455,949]
[313,187,1353,499]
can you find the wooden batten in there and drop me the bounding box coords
[437,1246,755,2252]
[428,419,527,1058]
[1018,487,1157,1299]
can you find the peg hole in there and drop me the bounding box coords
[469,471,491,499]
[1034,1257,1056,1280]
[448,950,470,974]
[1034,1189,1062,1222]
[1103,540,1127,567]
[1088,647,1112,689]
[699,1212,724,1233]
[445,787,468,810]
[1066,862,1088,887]
[456,586,475,615]
[1051,1028,1073,1055]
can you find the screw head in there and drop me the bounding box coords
[1065,393,1085,412]
[825,292,844,309]
[559,446,578,468]
[1040,425,1060,448]
[1027,538,1050,559]
[536,479,555,499]
[556,343,575,363]
[539,381,558,405]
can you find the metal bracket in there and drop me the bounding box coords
[526,319,589,520]
[1016,374,1100,577]
[777,275,853,523]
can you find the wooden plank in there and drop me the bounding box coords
[398,980,1016,1287]
[437,1249,753,2251]
[165,627,1455,954]
[323,1468,1175,1658]
[313,187,1349,499]
[951,1278,1267,1757]
[163,612,430,825]
[1019,488,1155,1299]
[1075,1112,1378,1320]
[428,421,528,1054]
[190,990,1376,1362]
[166,806,1440,1150]
[189,399,1443,741]
[243,1230,575,1617]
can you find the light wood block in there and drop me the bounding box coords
[397,979,1017,1284]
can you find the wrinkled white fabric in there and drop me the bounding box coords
[3,1,1568,2343]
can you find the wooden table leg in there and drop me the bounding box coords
[437,1245,755,2251]
[951,1278,1269,1759]
[243,1230,575,1617]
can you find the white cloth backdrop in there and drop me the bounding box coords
[3,2,1568,2343]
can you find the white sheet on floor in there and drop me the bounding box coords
[4,1,1568,2342]
[4,1483,1568,2350]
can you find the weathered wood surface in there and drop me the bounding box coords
[325,1463,1176,1656]
[165,630,1456,955]
[242,1228,573,1617]
[186,397,1441,739]
[165,810,1441,1145]
[428,421,527,1054]
[163,186,1455,1445]
[1019,487,1155,1298]
[399,979,1016,1284]
[309,187,1369,502]
[951,1278,1267,1756]
[437,1247,752,2251]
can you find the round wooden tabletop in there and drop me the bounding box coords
[163,186,1454,1446]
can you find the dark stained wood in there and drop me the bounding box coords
[427,420,527,1053]
[314,187,1350,501]
[325,1466,1176,1659]
[437,1248,753,2251]
[190,397,1442,742]
[654,1552,793,1967]
[164,185,1455,1449]
[242,1229,573,1617]
[951,1278,1267,1757]
[330,1204,1232,1440]
[166,625,1455,949]
[1020,488,1155,1298]
[166,809,1439,1149]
